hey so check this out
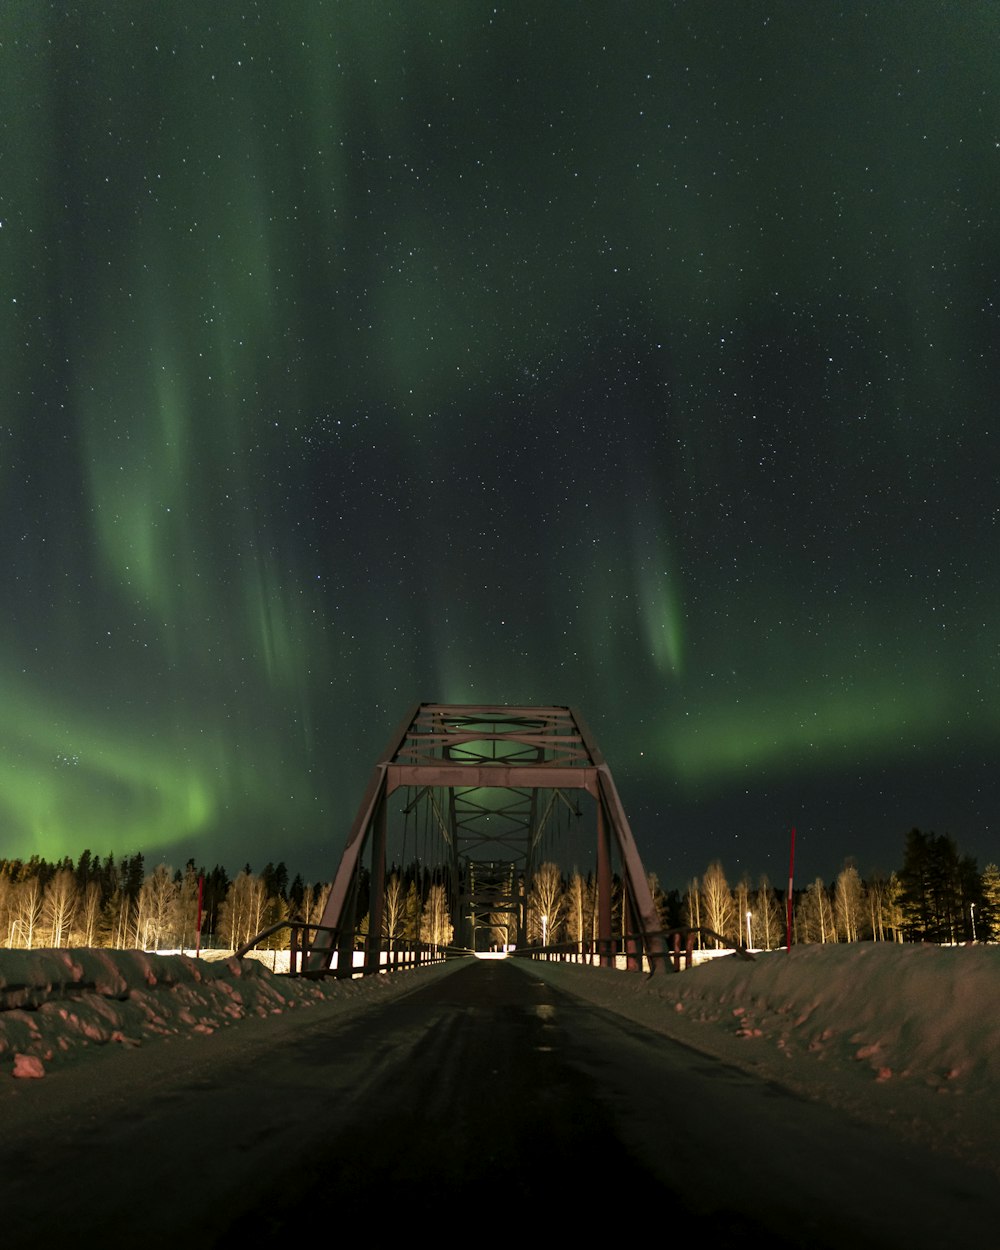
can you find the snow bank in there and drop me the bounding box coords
[525,943,1000,1171]
[0,947,413,1075]
[4,943,999,1172]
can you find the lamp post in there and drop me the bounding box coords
[970,903,977,942]
[746,909,753,951]
[541,913,548,947]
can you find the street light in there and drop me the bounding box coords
[541,913,548,947]
[971,903,977,942]
[746,910,753,951]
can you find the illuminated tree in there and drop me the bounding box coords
[797,878,834,943]
[73,881,104,947]
[419,882,453,951]
[135,864,179,950]
[733,875,752,949]
[403,880,421,940]
[834,864,864,943]
[527,862,564,946]
[42,868,78,948]
[683,877,702,949]
[11,877,44,949]
[175,863,202,951]
[382,872,406,943]
[565,871,587,950]
[489,908,517,950]
[700,861,734,948]
[218,870,268,949]
[755,875,781,951]
[977,863,1000,941]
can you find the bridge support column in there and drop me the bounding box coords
[597,801,613,968]
[364,796,387,976]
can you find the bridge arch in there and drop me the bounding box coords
[312,704,668,973]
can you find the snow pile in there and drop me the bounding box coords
[3,943,998,1170]
[0,948,401,1075]
[527,943,1000,1169]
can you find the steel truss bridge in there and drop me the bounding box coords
[309,704,669,974]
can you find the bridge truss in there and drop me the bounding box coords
[312,704,668,973]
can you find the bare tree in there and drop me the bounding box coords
[0,873,14,947]
[135,864,180,950]
[700,861,734,948]
[382,873,406,944]
[42,869,78,948]
[733,875,752,949]
[73,881,103,947]
[488,909,516,950]
[527,862,564,946]
[218,870,268,950]
[797,878,835,943]
[104,888,134,949]
[755,875,782,951]
[11,877,44,949]
[173,865,203,951]
[980,863,1000,942]
[834,864,864,942]
[683,877,702,949]
[419,883,453,951]
[298,881,331,929]
[565,872,587,951]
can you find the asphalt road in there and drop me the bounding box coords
[3,958,997,1246]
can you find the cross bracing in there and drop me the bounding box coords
[310,704,667,973]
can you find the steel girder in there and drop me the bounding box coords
[309,704,667,974]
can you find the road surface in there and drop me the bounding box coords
[2,958,995,1246]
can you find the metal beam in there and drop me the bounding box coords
[313,703,668,974]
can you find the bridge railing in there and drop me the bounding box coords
[514,927,756,973]
[235,921,447,977]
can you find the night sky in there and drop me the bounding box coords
[3,3,998,891]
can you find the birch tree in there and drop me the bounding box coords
[798,878,835,943]
[42,869,78,948]
[755,875,782,951]
[834,864,864,943]
[527,862,564,946]
[419,883,453,951]
[700,861,734,948]
[382,873,406,943]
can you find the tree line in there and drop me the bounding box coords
[0,852,458,953]
[2,826,995,953]
[0,853,325,952]
[685,829,1000,949]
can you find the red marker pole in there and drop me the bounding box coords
[786,827,796,951]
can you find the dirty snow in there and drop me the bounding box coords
[1,943,997,1173]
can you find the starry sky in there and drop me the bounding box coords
[2,3,998,891]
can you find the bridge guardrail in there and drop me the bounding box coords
[514,927,756,973]
[235,921,448,977]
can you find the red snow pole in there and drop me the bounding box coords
[786,826,796,951]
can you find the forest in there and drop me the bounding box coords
[0,828,996,952]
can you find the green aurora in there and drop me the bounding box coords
[2,3,998,884]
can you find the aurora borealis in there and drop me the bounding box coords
[2,3,998,888]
